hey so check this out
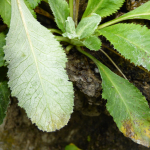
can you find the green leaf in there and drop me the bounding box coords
[48,0,70,32]
[0,33,5,67]
[98,1,150,29]
[98,23,150,71]
[0,0,11,26]
[76,13,101,39]
[65,143,81,150]
[0,81,10,124]
[115,1,150,21]
[77,48,150,147]
[83,36,101,51]
[82,0,125,18]
[26,0,41,8]
[4,0,74,132]
[62,17,78,39]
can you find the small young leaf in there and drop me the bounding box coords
[48,0,70,32]
[77,48,150,147]
[83,36,101,51]
[0,81,10,124]
[82,0,125,18]
[62,17,78,39]
[4,0,74,132]
[0,0,11,26]
[0,33,5,67]
[76,13,101,39]
[98,23,150,71]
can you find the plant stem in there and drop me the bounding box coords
[76,46,127,80]
[49,29,62,35]
[69,0,74,19]
[97,15,131,30]
[55,36,70,43]
[75,0,80,26]
[99,49,127,80]
[66,45,74,54]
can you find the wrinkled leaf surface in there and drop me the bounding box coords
[4,0,74,132]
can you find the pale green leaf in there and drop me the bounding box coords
[76,13,101,39]
[48,0,69,32]
[62,17,78,39]
[82,0,125,18]
[83,36,101,51]
[26,0,41,8]
[4,0,74,132]
[0,33,5,67]
[98,23,150,71]
[0,0,11,26]
[0,80,10,124]
[77,48,150,147]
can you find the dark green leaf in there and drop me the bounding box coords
[0,81,10,124]
[82,0,125,18]
[98,23,150,71]
[0,33,5,67]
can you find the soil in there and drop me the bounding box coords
[1,0,150,150]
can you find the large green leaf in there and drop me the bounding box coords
[98,23,150,71]
[76,13,101,39]
[0,33,5,67]
[0,80,10,124]
[98,1,150,29]
[4,0,74,132]
[82,0,125,18]
[0,0,11,26]
[77,47,150,147]
[48,0,69,32]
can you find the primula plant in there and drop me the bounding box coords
[1,0,150,147]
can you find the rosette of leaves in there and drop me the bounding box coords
[0,0,150,147]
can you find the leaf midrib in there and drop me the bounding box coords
[16,0,46,102]
[97,63,131,120]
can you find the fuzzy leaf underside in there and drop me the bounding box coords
[0,33,5,67]
[4,0,74,132]
[48,0,69,32]
[0,81,10,124]
[78,49,150,147]
[26,0,41,8]
[82,0,125,18]
[83,36,101,51]
[98,23,150,71]
[112,1,150,23]
[76,13,101,39]
[0,0,11,26]
[62,17,78,39]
